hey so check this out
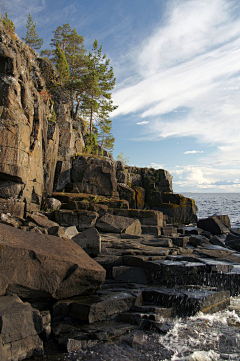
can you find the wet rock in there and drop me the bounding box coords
[112,266,149,284]
[72,227,101,257]
[96,214,142,235]
[197,216,230,235]
[189,234,210,247]
[0,223,105,299]
[0,295,44,360]
[225,233,240,251]
[68,292,136,323]
[142,287,230,316]
[209,235,226,247]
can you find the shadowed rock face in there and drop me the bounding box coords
[0,223,106,300]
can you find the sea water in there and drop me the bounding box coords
[183,193,240,228]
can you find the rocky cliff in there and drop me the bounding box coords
[0,22,196,224]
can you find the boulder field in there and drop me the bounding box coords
[1,210,240,359]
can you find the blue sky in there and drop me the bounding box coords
[6,0,240,193]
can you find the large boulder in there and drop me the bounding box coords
[0,223,105,300]
[96,214,142,235]
[0,295,44,360]
[197,216,230,235]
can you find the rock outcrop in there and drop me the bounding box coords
[0,223,106,299]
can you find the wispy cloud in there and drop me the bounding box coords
[184,150,204,154]
[112,0,240,171]
[136,121,149,125]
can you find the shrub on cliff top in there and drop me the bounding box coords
[2,12,15,35]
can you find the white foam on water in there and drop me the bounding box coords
[156,307,240,359]
[170,350,220,361]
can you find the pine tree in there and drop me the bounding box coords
[2,12,15,34]
[79,39,118,151]
[22,13,43,50]
[55,43,69,86]
[41,24,86,116]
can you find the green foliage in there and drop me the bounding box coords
[41,28,117,153]
[55,43,69,86]
[83,133,98,155]
[2,12,15,34]
[22,13,43,50]
[79,39,118,151]
[117,152,130,164]
[48,109,56,123]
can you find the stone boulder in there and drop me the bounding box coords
[197,216,230,235]
[26,211,68,238]
[0,295,44,360]
[225,233,240,252]
[0,223,105,300]
[69,155,119,198]
[72,227,101,257]
[96,214,142,235]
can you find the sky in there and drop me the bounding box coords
[5,0,240,193]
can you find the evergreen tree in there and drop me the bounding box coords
[79,39,118,151]
[41,24,86,115]
[22,13,43,50]
[55,43,69,86]
[2,12,15,34]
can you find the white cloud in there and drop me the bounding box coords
[112,0,240,171]
[184,150,204,154]
[171,164,240,191]
[150,162,166,169]
[136,121,149,125]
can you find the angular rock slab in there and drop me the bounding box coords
[72,227,101,257]
[96,214,142,235]
[0,295,44,360]
[68,292,136,323]
[197,216,230,235]
[0,223,106,299]
[143,287,230,316]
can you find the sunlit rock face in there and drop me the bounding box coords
[0,23,84,216]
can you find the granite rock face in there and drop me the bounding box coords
[68,155,119,198]
[0,223,106,300]
[0,23,85,217]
